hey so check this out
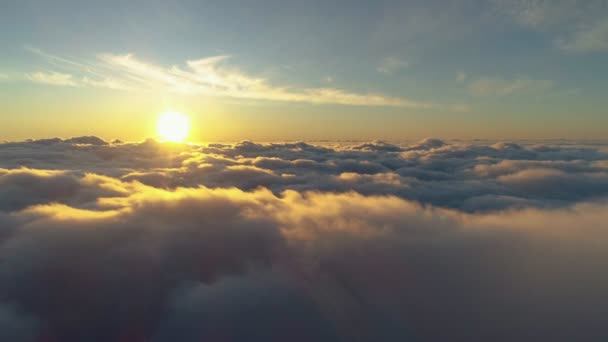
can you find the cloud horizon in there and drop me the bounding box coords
[0,136,607,341]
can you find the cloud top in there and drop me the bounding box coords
[1,137,608,341]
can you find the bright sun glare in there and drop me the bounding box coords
[157,112,190,143]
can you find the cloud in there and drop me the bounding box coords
[556,19,608,52]
[24,49,467,110]
[493,0,572,29]
[468,76,554,96]
[0,137,607,340]
[456,71,467,82]
[0,156,608,340]
[1,137,607,214]
[80,76,135,91]
[25,71,77,86]
[0,304,39,341]
[376,57,409,74]
[495,0,608,53]
[0,73,8,80]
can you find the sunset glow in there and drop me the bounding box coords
[157,111,190,143]
[2,1,608,341]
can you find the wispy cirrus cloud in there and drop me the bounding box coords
[468,76,554,97]
[556,19,608,52]
[100,54,423,107]
[25,49,467,110]
[376,57,409,74]
[493,0,572,29]
[25,71,77,86]
[495,0,608,53]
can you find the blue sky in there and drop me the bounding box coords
[1,0,607,140]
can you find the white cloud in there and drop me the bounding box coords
[25,71,77,87]
[376,57,409,74]
[81,76,135,91]
[25,49,469,110]
[468,76,554,96]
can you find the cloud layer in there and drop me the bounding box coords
[1,137,608,341]
[3,137,606,212]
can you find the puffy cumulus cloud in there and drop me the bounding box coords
[1,137,608,213]
[0,187,285,341]
[1,137,608,340]
[155,273,339,341]
[0,168,133,212]
[497,168,608,200]
[2,137,608,340]
[0,171,608,340]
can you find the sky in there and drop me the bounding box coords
[1,0,608,141]
[2,2,608,340]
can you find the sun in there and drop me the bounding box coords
[157,111,190,143]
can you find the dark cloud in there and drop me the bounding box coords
[1,187,284,341]
[64,136,109,146]
[349,141,403,152]
[154,274,339,342]
[0,304,39,342]
[0,168,127,212]
[0,137,608,341]
[405,137,447,150]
